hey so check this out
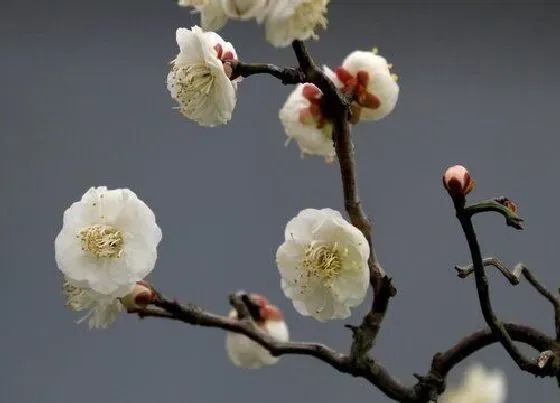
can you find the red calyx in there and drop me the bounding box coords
[335,67,381,110]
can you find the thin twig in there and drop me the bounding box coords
[453,197,542,373]
[455,259,560,340]
[226,60,305,84]
[455,257,520,285]
[465,198,524,230]
[518,264,560,340]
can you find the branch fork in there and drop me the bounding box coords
[130,41,560,402]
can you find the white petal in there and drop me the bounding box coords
[220,0,271,20]
[276,239,304,282]
[278,84,335,160]
[265,0,328,48]
[284,208,325,241]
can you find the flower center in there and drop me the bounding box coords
[291,0,328,34]
[300,241,345,288]
[78,224,124,259]
[169,63,215,114]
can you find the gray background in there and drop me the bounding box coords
[1,1,559,402]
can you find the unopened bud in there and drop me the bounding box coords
[443,165,475,197]
[120,281,153,311]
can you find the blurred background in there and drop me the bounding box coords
[1,1,559,402]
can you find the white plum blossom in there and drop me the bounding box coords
[440,364,507,403]
[276,208,369,322]
[167,26,239,127]
[178,0,270,30]
[62,278,128,329]
[226,295,289,369]
[332,49,399,122]
[177,0,328,48]
[279,82,335,162]
[220,0,272,20]
[177,0,229,31]
[54,186,162,296]
[265,0,329,47]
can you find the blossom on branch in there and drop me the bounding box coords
[54,186,162,295]
[178,0,271,31]
[330,49,399,122]
[220,0,271,20]
[178,0,329,48]
[279,82,335,162]
[265,0,330,47]
[276,209,369,322]
[440,363,507,403]
[178,0,229,31]
[226,294,289,369]
[167,26,239,127]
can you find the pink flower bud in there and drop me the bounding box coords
[120,281,154,311]
[443,165,475,197]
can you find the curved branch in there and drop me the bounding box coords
[135,289,417,402]
[135,290,557,402]
[452,196,544,374]
[456,258,560,340]
[465,198,524,230]
[413,323,555,400]
[455,257,520,285]
[432,323,554,376]
[138,291,347,364]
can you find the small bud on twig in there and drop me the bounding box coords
[443,165,475,198]
[120,281,154,311]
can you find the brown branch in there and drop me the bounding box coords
[452,196,544,374]
[288,40,395,363]
[455,257,520,285]
[135,289,559,402]
[413,323,556,400]
[456,259,560,340]
[135,289,419,402]
[157,40,560,399]
[518,264,560,340]
[225,60,305,84]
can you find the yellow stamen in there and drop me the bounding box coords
[78,224,124,259]
[299,242,346,288]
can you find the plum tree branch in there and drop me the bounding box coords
[142,35,560,400]
[226,60,305,84]
[288,40,395,363]
[133,288,557,402]
[456,258,560,340]
[452,195,552,375]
